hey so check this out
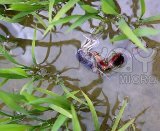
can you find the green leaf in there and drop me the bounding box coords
[8,4,45,12]
[111,27,160,42]
[51,114,68,131]
[118,18,147,51]
[118,118,135,131]
[32,29,37,65]
[53,0,80,21]
[29,97,71,110]
[49,0,55,23]
[32,13,47,29]
[0,0,23,4]
[22,92,47,111]
[60,84,87,105]
[140,14,160,24]
[44,15,81,36]
[0,124,31,131]
[82,92,100,131]
[71,104,82,131]
[50,104,72,118]
[0,45,22,65]
[0,14,23,23]
[20,80,34,94]
[0,117,12,124]
[101,0,118,15]
[66,14,97,32]
[0,79,8,88]
[81,5,98,14]
[12,11,32,21]
[0,90,27,114]
[0,67,28,79]
[140,0,146,18]
[111,99,128,131]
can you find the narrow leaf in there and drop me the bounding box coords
[118,118,135,131]
[32,29,37,65]
[29,97,70,110]
[66,14,97,32]
[8,4,44,12]
[81,5,98,14]
[12,11,32,20]
[0,15,22,23]
[32,13,47,29]
[0,0,23,4]
[0,45,22,65]
[53,0,80,21]
[101,0,118,15]
[111,99,128,131]
[71,104,82,131]
[0,79,8,88]
[51,114,68,131]
[0,90,27,114]
[0,67,28,79]
[50,104,72,118]
[49,0,55,23]
[118,18,147,51]
[111,27,160,42]
[140,14,160,24]
[82,92,100,131]
[140,0,146,18]
[60,84,87,105]
[44,15,81,35]
[0,124,31,131]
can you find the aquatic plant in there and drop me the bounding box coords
[0,0,158,130]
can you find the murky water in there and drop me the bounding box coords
[0,0,160,130]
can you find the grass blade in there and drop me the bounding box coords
[111,99,128,131]
[29,97,70,110]
[140,0,146,18]
[0,67,28,79]
[0,124,31,131]
[140,14,160,24]
[0,15,23,23]
[0,90,27,114]
[80,4,98,14]
[82,91,100,131]
[0,45,22,66]
[118,18,147,51]
[66,14,97,32]
[51,114,68,131]
[12,11,32,20]
[20,80,34,94]
[60,84,87,105]
[36,88,60,97]
[8,3,44,12]
[44,15,81,35]
[50,104,72,118]
[0,79,8,88]
[32,13,47,29]
[53,0,80,22]
[32,29,37,65]
[71,104,82,131]
[111,27,160,42]
[118,118,135,131]
[0,0,23,4]
[49,0,55,23]
[101,0,118,15]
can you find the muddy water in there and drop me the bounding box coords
[0,0,160,131]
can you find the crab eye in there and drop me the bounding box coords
[113,54,124,66]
